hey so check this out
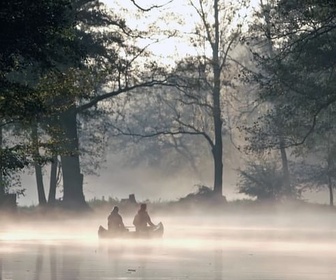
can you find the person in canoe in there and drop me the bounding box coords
[133,203,156,233]
[108,206,128,233]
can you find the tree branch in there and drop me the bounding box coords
[77,79,174,113]
[130,0,173,12]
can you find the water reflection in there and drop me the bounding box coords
[37,243,88,280]
[106,242,125,277]
[34,246,43,280]
[49,246,57,280]
[61,245,82,280]
[0,221,335,280]
[0,255,2,280]
[32,245,58,280]
[214,249,223,280]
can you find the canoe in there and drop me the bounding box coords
[98,222,164,239]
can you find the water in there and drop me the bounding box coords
[0,215,335,280]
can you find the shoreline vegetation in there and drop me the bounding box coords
[1,187,335,222]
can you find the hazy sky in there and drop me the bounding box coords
[101,0,260,64]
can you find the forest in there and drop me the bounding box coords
[1,0,336,211]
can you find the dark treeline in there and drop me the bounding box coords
[0,0,335,211]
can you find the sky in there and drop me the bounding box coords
[101,0,260,65]
[102,0,200,66]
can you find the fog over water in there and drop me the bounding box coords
[1,212,335,280]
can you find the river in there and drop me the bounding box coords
[0,213,335,279]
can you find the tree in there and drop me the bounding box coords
[240,0,336,202]
[43,1,175,208]
[246,0,336,147]
[106,86,211,181]
[0,0,85,204]
[239,0,294,198]
[238,159,287,202]
[0,0,174,208]
[109,0,246,197]
[290,106,336,206]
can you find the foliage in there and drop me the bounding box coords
[178,185,214,202]
[237,0,336,204]
[0,0,86,120]
[0,0,86,180]
[245,0,336,150]
[2,0,336,206]
[0,170,25,197]
[238,159,290,201]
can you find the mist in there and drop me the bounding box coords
[18,155,330,207]
[1,0,336,279]
[1,208,335,280]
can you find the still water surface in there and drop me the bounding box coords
[0,215,335,280]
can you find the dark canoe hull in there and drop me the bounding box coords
[98,222,164,239]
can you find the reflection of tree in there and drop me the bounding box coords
[34,244,83,280]
[34,246,44,280]
[214,249,223,280]
[0,255,2,280]
[49,245,57,280]
[33,244,58,280]
[61,245,82,280]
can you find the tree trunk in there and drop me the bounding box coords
[0,124,4,199]
[32,122,47,206]
[279,136,291,197]
[263,2,292,199]
[212,0,223,196]
[48,155,58,204]
[212,144,223,195]
[328,175,334,207]
[60,106,87,208]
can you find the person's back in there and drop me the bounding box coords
[133,203,155,232]
[108,206,126,232]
